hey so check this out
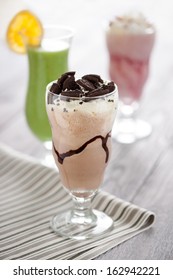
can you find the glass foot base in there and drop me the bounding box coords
[50,209,113,240]
[112,119,152,144]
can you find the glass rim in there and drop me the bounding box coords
[46,80,118,101]
[19,24,75,41]
[43,24,75,38]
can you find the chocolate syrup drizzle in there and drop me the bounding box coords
[53,132,111,165]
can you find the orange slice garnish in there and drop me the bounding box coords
[6,10,43,54]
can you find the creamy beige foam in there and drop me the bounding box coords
[47,92,118,195]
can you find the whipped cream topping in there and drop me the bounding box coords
[52,93,117,114]
[108,13,154,34]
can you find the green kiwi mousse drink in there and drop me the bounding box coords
[25,26,74,145]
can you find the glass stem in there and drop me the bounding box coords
[120,103,134,119]
[70,195,97,225]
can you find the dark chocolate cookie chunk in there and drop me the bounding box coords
[87,88,110,97]
[50,83,61,94]
[49,71,115,98]
[61,89,82,98]
[76,79,96,91]
[82,74,103,84]
[62,76,75,90]
[106,81,115,92]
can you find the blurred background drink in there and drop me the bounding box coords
[25,25,74,149]
[106,13,155,143]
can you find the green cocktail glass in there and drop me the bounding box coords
[25,25,74,153]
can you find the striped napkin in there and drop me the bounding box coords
[0,144,155,260]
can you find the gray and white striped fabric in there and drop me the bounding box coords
[0,144,155,260]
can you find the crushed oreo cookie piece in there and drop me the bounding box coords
[49,72,115,98]
[63,108,68,112]
[106,81,115,92]
[50,83,61,94]
[87,88,110,97]
[76,79,96,91]
[61,89,82,98]
[62,76,75,90]
[50,72,76,94]
[58,73,68,87]
[82,74,103,85]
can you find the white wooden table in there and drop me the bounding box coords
[0,0,173,259]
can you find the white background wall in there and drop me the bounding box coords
[0,0,173,78]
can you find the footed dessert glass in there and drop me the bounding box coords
[25,25,74,165]
[106,13,156,143]
[46,74,118,239]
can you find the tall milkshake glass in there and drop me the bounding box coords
[106,13,155,143]
[46,72,118,239]
[25,25,74,163]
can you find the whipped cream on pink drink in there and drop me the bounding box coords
[46,72,118,197]
[106,13,155,103]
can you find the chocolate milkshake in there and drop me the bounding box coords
[46,72,118,197]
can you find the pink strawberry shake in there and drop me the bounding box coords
[106,13,155,104]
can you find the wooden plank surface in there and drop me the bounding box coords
[0,0,173,260]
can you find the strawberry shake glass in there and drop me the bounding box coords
[106,13,156,143]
